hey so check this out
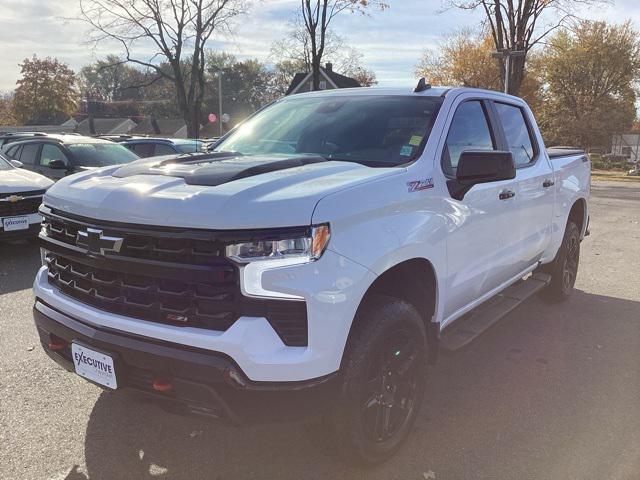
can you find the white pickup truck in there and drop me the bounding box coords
[33,84,590,463]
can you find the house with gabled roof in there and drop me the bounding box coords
[75,117,137,136]
[130,118,188,138]
[286,63,361,95]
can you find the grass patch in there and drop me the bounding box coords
[591,169,640,182]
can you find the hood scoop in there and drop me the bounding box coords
[112,154,328,187]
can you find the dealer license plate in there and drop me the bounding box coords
[71,343,118,389]
[2,216,29,231]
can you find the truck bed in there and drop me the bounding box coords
[547,147,585,159]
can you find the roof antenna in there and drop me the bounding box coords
[414,78,431,93]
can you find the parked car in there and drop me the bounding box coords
[33,84,590,464]
[0,132,50,147]
[0,152,52,241]
[3,135,139,181]
[110,136,206,158]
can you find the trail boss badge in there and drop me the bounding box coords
[407,178,434,192]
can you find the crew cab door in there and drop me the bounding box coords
[440,99,522,321]
[491,101,554,269]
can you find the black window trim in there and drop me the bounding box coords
[440,98,499,179]
[490,100,540,169]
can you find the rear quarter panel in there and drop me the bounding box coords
[544,152,591,262]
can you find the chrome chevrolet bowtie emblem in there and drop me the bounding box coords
[76,228,123,256]
[7,195,23,203]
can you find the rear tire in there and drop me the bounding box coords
[328,295,428,465]
[540,220,581,302]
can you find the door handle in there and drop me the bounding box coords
[543,179,555,188]
[499,190,516,200]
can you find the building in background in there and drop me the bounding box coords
[610,132,640,164]
[286,63,361,96]
[75,117,137,136]
[129,118,188,138]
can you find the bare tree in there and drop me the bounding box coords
[271,23,377,89]
[449,0,607,95]
[299,0,387,90]
[77,0,247,137]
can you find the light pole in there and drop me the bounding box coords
[492,49,526,94]
[217,71,223,137]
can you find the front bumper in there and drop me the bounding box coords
[34,300,341,424]
[33,245,375,382]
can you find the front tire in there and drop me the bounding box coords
[540,220,581,302]
[329,295,428,465]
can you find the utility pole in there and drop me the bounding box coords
[218,72,223,137]
[492,49,526,94]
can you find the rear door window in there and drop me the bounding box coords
[5,144,22,160]
[153,144,177,156]
[494,102,537,167]
[442,101,496,175]
[129,143,155,158]
[20,143,41,165]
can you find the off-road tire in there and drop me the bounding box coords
[540,220,581,302]
[328,295,428,465]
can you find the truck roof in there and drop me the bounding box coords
[289,85,521,99]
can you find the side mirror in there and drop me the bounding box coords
[48,159,69,170]
[10,159,23,168]
[448,150,515,200]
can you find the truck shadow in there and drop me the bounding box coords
[81,289,640,479]
[0,241,41,295]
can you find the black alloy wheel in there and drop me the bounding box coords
[361,328,420,443]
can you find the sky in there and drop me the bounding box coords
[0,0,639,92]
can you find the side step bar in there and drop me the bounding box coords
[439,272,551,351]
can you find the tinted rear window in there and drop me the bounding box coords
[154,144,177,156]
[20,144,41,164]
[5,144,22,159]
[128,143,155,158]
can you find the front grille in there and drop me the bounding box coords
[43,210,223,266]
[46,252,238,330]
[0,195,42,217]
[40,208,309,346]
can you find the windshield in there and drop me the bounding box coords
[0,153,12,170]
[67,143,139,167]
[214,95,442,167]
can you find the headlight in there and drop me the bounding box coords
[226,224,330,264]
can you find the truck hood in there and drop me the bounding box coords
[43,154,403,229]
[0,167,53,194]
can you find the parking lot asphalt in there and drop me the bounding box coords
[1,180,639,480]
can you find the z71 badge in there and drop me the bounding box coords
[407,178,434,192]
